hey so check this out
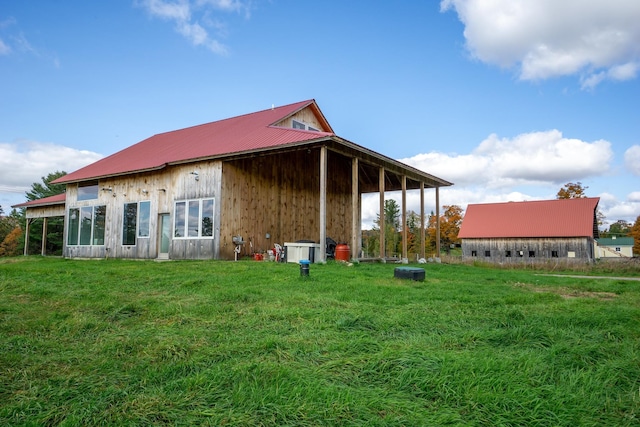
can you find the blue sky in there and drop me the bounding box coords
[1,0,639,229]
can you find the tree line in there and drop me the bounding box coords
[1,177,639,258]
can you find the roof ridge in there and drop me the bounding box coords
[468,197,599,207]
[154,99,315,138]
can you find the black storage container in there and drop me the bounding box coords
[394,267,425,281]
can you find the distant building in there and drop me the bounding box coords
[458,198,600,262]
[595,236,634,258]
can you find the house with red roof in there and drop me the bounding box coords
[15,100,452,261]
[457,198,600,262]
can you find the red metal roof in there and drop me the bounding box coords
[458,197,600,239]
[54,100,334,184]
[12,193,66,208]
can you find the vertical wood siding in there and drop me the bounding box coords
[461,237,595,262]
[63,161,222,260]
[219,149,353,259]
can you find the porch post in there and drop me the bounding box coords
[351,157,359,260]
[435,186,441,258]
[319,146,327,263]
[23,218,31,256]
[420,182,425,260]
[41,217,48,256]
[401,175,407,261]
[379,167,385,260]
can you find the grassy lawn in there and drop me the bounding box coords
[1,257,639,426]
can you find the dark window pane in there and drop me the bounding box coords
[93,205,106,245]
[188,201,199,237]
[68,208,79,245]
[79,207,92,245]
[123,203,137,245]
[202,199,214,237]
[78,184,98,201]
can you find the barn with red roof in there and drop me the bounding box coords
[17,100,452,261]
[458,198,600,262]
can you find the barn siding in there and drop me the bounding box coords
[461,237,595,262]
[62,162,222,260]
[25,205,65,219]
[218,149,353,260]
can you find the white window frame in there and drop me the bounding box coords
[67,205,106,246]
[173,198,215,239]
[122,200,151,246]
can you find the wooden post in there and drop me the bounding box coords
[41,218,48,256]
[401,175,407,261]
[24,219,31,256]
[319,146,327,263]
[420,182,425,260]
[351,157,359,260]
[435,186,441,258]
[379,167,385,260]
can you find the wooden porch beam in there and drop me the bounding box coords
[351,157,359,260]
[402,175,407,261]
[379,167,385,260]
[420,182,425,260]
[436,186,441,258]
[41,217,48,256]
[319,146,327,263]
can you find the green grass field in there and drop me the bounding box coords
[1,257,639,426]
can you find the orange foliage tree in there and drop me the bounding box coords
[630,215,640,257]
[556,182,588,199]
[0,226,22,257]
[427,205,463,254]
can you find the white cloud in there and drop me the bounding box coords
[400,130,612,188]
[624,145,640,176]
[596,192,640,225]
[137,0,250,54]
[0,38,10,55]
[357,129,640,230]
[0,140,103,190]
[441,0,640,88]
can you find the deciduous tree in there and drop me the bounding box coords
[427,205,463,254]
[556,182,588,199]
[630,215,640,257]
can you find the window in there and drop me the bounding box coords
[174,198,215,239]
[615,247,621,252]
[77,183,99,201]
[123,201,151,245]
[505,250,511,257]
[485,250,491,257]
[292,119,319,131]
[551,250,559,258]
[517,250,524,257]
[67,206,106,246]
[471,250,477,257]
[138,201,150,238]
[529,251,535,257]
[93,206,106,245]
